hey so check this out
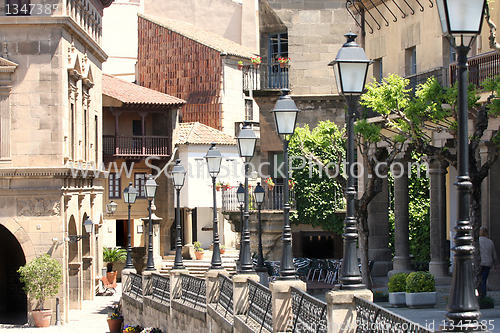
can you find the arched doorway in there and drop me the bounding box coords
[0,224,27,324]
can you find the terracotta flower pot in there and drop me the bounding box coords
[253,63,260,69]
[268,184,274,191]
[280,62,286,68]
[107,318,123,333]
[195,251,204,260]
[216,186,222,191]
[220,249,226,254]
[32,309,52,328]
[237,64,244,70]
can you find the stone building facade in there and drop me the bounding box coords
[0,0,113,324]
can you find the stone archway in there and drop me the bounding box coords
[68,215,81,309]
[0,224,27,324]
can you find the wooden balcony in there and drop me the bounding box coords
[103,135,171,158]
[450,51,500,90]
[243,64,289,92]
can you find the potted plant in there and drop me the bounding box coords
[251,56,261,69]
[237,61,244,70]
[216,182,223,191]
[288,179,295,189]
[124,324,143,332]
[479,295,495,309]
[194,241,204,260]
[107,305,123,333]
[222,182,231,191]
[405,271,436,308]
[17,254,62,327]
[103,246,127,284]
[264,177,275,190]
[278,57,290,68]
[388,272,407,307]
[220,245,226,254]
[372,291,389,302]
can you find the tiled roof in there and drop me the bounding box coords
[139,14,258,60]
[102,74,186,106]
[177,122,236,146]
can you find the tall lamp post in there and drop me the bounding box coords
[271,89,300,279]
[254,183,265,272]
[236,122,258,273]
[205,143,224,269]
[435,1,486,330]
[170,159,187,270]
[122,183,137,270]
[144,174,158,271]
[329,33,372,290]
[236,183,245,265]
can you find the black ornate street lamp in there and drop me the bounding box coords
[144,174,158,271]
[205,143,224,269]
[254,183,265,272]
[122,183,137,270]
[436,1,486,330]
[236,183,245,264]
[271,89,300,279]
[170,159,187,270]
[236,122,258,273]
[329,32,372,290]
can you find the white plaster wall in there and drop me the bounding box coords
[178,144,242,250]
[102,0,144,81]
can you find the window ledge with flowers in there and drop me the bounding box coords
[278,57,290,68]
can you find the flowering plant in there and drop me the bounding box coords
[264,177,274,186]
[141,328,163,333]
[107,306,123,320]
[251,56,262,64]
[238,61,243,65]
[278,57,290,64]
[124,325,143,332]
[288,179,295,188]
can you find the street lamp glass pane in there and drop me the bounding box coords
[206,156,222,175]
[173,172,185,188]
[237,185,245,203]
[333,64,342,94]
[107,201,118,213]
[446,0,484,34]
[274,111,297,135]
[144,177,158,199]
[123,183,137,204]
[254,191,264,204]
[237,138,256,157]
[338,62,368,94]
[84,218,93,234]
[436,0,449,35]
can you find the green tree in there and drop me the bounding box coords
[103,246,127,272]
[360,74,500,295]
[289,118,406,288]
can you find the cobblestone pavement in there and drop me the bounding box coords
[0,284,121,332]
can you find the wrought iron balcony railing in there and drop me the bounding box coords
[243,64,289,91]
[405,66,449,92]
[103,135,171,157]
[450,51,500,90]
[221,184,295,212]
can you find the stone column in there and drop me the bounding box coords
[185,209,193,245]
[205,269,229,304]
[270,280,306,332]
[326,289,373,333]
[392,162,411,272]
[232,274,260,316]
[142,270,153,298]
[428,157,449,278]
[368,176,392,276]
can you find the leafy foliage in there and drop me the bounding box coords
[388,272,408,293]
[103,246,127,272]
[406,271,435,293]
[17,254,62,310]
[288,121,346,233]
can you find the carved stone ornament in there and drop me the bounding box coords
[18,198,61,217]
